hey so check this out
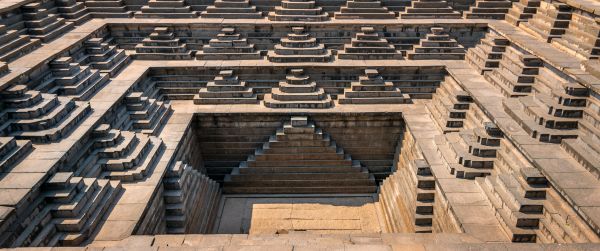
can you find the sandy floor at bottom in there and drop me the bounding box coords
[214,195,384,234]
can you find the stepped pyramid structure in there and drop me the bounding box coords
[267,0,329,21]
[163,161,221,234]
[263,69,333,108]
[194,70,258,104]
[0,137,32,172]
[407,27,465,60]
[334,0,396,19]
[224,116,377,194]
[36,57,109,101]
[338,69,410,104]
[81,37,131,77]
[200,0,263,18]
[463,0,512,19]
[400,0,462,19]
[519,1,572,42]
[484,46,542,97]
[114,92,173,136]
[427,76,473,133]
[84,0,133,18]
[71,124,165,181]
[466,32,509,74]
[134,27,193,60]
[196,28,262,60]
[0,24,41,62]
[21,2,75,43]
[54,0,92,25]
[552,12,600,60]
[337,26,403,60]
[135,0,198,18]
[267,27,332,63]
[0,85,91,143]
[505,0,540,25]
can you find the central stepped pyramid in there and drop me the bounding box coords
[268,0,329,22]
[267,27,332,63]
[196,28,262,60]
[223,116,378,194]
[400,0,462,19]
[194,70,258,104]
[200,0,263,18]
[463,0,512,19]
[134,27,193,60]
[135,0,199,18]
[407,27,465,60]
[263,69,333,108]
[337,26,403,60]
[81,37,131,77]
[334,0,396,19]
[84,0,133,18]
[338,69,411,104]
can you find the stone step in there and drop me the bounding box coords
[223,185,377,194]
[0,138,32,172]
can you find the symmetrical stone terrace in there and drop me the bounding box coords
[134,27,193,60]
[0,24,41,63]
[36,56,109,101]
[518,1,572,42]
[463,0,512,20]
[200,0,263,18]
[338,69,411,104]
[484,45,542,97]
[263,69,333,108]
[504,0,540,25]
[83,0,133,18]
[196,28,262,60]
[552,11,600,60]
[334,0,396,19]
[427,75,473,133]
[400,0,462,19]
[194,70,258,104]
[466,32,509,74]
[337,26,403,60]
[267,0,329,21]
[135,0,198,18]
[407,27,465,60]
[267,27,332,63]
[21,2,75,43]
[55,0,92,25]
[80,37,131,77]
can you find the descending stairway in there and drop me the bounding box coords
[194,70,258,104]
[505,0,540,25]
[84,0,133,18]
[82,37,131,77]
[223,116,377,194]
[519,1,572,42]
[0,24,41,62]
[399,0,462,19]
[55,0,92,25]
[466,32,509,74]
[21,2,75,43]
[114,92,173,136]
[463,0,512,19]
[0,137,32,172]
[135,0,199,18]
[427,76,473,133]
[484,45,542,97]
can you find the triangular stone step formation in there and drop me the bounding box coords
[337,26,403,60]
[551,12,600,60]
[267,27,332,63]
[463,0,512,19]
[400,0,462,19]
[334,0,396,19]
[21,2,75,43]
[407,27,465,60]
[267,0,329,22]
[134,27,193,60]
[0,137,32,172]
[135,0,199,18]
[194,70,258,104]
[483,46,542,97]
[0,24,41,62]
[0,85,91,143]
[427,76,473,133]
[505,0,540,25]
[84,0,133,18]
[72,124,165,182]
[466,32,509,74]
[223,116,377,194]
[82,37,131,77]
[118,92,173,136]
[196,28,262,60]
[37,56,110,101]
[55,0,92,25]
[518,1,572,42]
[200,0,263,19]
[263,69,333,108]
[163,161,221,234]
[338,69,411,104]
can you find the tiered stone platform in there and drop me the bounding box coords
[200,0,263,18]
[81,37,131,77]
[334,0,396,19]
[466,32,509,74]
[55,0,92,25]
[338,69,411,104]
[400,0,462,19]
[267,27,332,63]
[407,27,465,60]
[224,116,377,194]
[337,26,403,60]
[21,2,75,43]
[484,45,542,97]
[504,0,540,25]
[267,0,329,21]
[196,28,262,60]
[37,56,110,101]
[552,12,600,60]
[263,69,333,108]
[135,0,198,18]
[134,27,193,60]
[114,92,173,136]
[194,70,258,104]
[427,75,473,133]
[463,0,512,19]
[0,137,32,172]
[518,1,572,42]
[0,24,41,62]
[84,0,133,18]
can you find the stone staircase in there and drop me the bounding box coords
[338,69,411,104]
[399,0,462,19]
[135,0,199,18]
[36,56,110,101]
[427,75,473,133]
[519,1,572,42]
[55,0,92,25]
[267,27,332,63]
[378,159,435,233]
[476,167,548,242]
[134,27,193,60]
[436,123,503,179]
[223,116,377,194]
[162,161,221,234]
[263,69,333,108]
[463,0,512,19]
[407,27,465,60]
[551,12,600,60]
[562,135,600,180]
[196,28,262,60]
[0,137,32,172]
[21,2,75,43]
[466,32,509,74]
[10,172,122,247]
[0,85,91,143]
[333,0,396,19]
[84,0,133,18]
[194,70,258,104]
[81,37,131,77]
[200,0,263,18]
[484,46,542,97]
[0,24,41,62]
[114,92,173,136]
[267,0,329,21]
[337,26,403,60]
[505,0,540,25]
[72,124,165,182]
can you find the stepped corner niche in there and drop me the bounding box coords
[2,0,600,250]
